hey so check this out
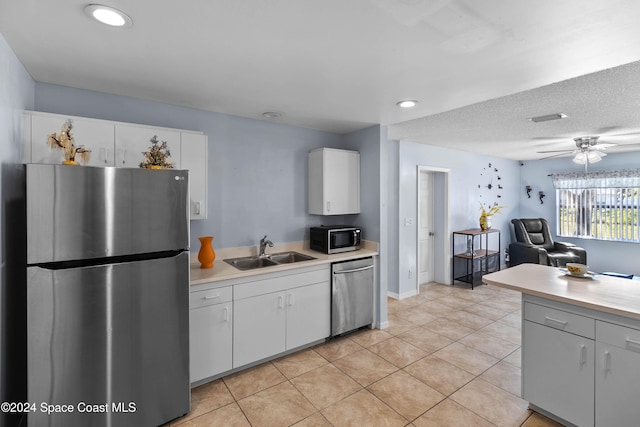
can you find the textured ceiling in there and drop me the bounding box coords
[1,0,640,160]
[389,60,640,160]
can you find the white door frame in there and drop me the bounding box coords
[416,165,450,292]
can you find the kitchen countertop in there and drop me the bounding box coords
[483,263,640,320]
[190,240,378,286]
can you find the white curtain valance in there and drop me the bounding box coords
[550,169,640,189]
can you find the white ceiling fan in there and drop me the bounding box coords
[537,136,617,170]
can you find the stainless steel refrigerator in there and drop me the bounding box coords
[26,164,190,427]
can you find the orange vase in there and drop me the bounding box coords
[198,236,216,268]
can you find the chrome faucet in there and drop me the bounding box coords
[259,235,274,257]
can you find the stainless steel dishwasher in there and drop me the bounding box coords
[331,257,374,336]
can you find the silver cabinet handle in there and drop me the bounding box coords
[604,350,611,371]
[288,293,294,306]
[333,265,374,275]
[203,294,220,300]
[544,316,568,328]
[580,344,587,365]
[327,201,331,212]
[195,201,201,215]
[223,307,229,322]
[278,295,284,309]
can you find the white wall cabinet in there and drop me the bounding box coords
[181,133,208,219]
[189,286,233,383]
[27,114,116,166]
[115,124,181,168]
[233,266,330,368]
[23,111,207,220]
[308,148,360,215]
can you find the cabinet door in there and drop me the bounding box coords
[115,125,181,169]
[286,282,330,350]
[180,133,208,220]
[189,302,232,383]
[323,149,360,215]
[523,320,594,427]
[233,292,286,368]
[30,114,115,166]
[596,341,640,426]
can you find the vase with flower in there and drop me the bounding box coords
[479,203,504,231]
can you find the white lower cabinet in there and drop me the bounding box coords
[189,286,233,383]
[523,296,640,427]
[233,266,330,368]
[523,320,594,427]
[233,291,287,368]
[595,321,640,427]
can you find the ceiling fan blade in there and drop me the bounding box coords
[536,149,575,154]
[538,152,575,160]
[594,143,616,149]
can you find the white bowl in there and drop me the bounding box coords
[566,263,589,276]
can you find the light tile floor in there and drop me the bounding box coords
[169,283,565,427]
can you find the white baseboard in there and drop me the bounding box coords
[387,289,418,300]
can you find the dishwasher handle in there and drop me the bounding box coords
[333,265,374,275]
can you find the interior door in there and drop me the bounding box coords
[418,170,435,286]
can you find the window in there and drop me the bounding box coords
[551,169,640,242]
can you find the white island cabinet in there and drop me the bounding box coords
[484,264,640,427]
[23,111,207,220]
[308,148,360,215]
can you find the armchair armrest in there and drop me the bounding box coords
[554,242,587,264]
[508,242,549,266]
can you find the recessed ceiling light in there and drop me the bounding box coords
[85,4,133,27]
[527,113,568,123]
[396,100,418,108]
[262,111,284,119]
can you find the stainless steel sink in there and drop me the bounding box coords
[224,256,278,270]
[268,251,316,264]
[224,251,316,270]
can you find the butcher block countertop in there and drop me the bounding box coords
[483,264,640,320]
[190,240,378,286]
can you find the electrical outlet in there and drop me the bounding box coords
[404,218,414,226]
[408,268,414,278]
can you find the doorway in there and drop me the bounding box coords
[416,166,450,293]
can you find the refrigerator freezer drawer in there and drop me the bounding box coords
[27,252,190,427]
[27,164,189,264]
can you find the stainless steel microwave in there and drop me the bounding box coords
[310,226,361,254]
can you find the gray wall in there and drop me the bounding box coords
[520,151,640,274]
[392,140,521,296]
[0,33,35,426]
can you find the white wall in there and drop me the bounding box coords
[393,140,521,296]
[520,152,640,275]
[0,32,35,426]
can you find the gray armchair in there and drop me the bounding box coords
[509,218,587,267]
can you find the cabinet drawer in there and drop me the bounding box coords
[524,302,594,339]
[597,321,640,352]
[190,286,232,309]
[234,267,330,300]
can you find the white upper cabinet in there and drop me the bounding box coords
[115,124,181,169]
[24,111,207,220]
[308,148,360,215]
[28,113,115,166]
[181,133,208,219]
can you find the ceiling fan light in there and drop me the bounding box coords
[573,152,587,164]
[587,150,603,163]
